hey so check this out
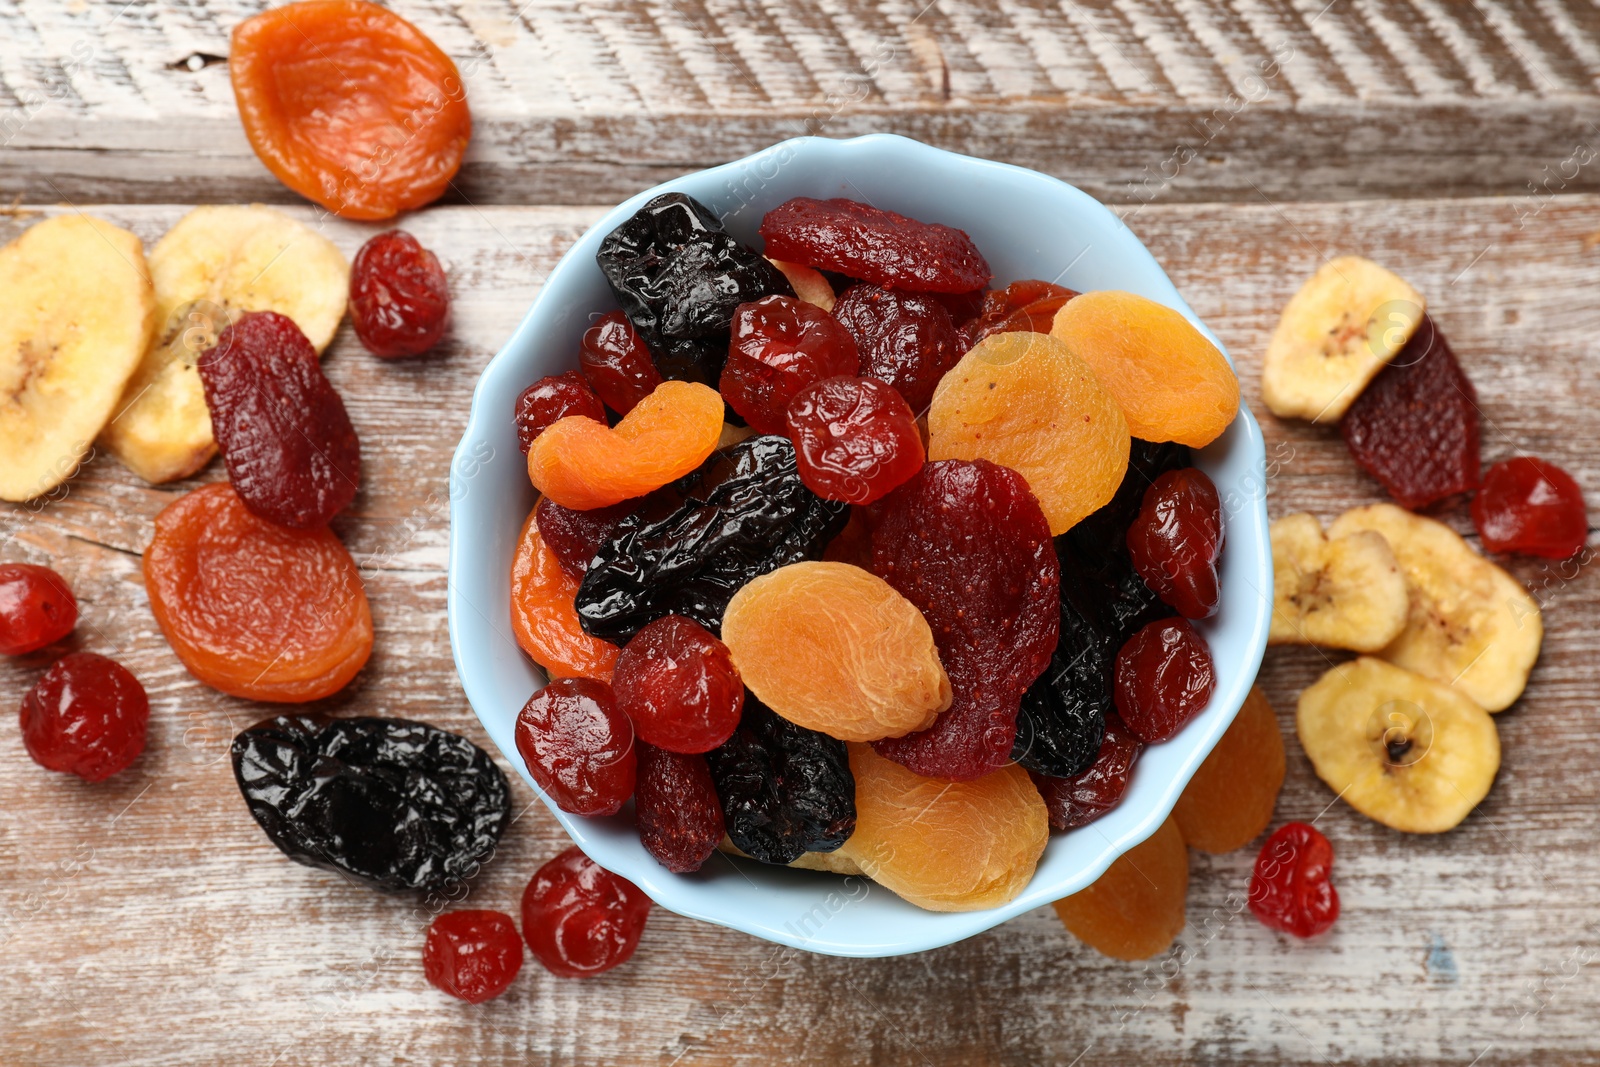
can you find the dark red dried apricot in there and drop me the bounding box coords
[423,910,523,1003]
[1114,618,1215,744]
[350,230,449,358]
[1471,456,1588,559]
[634,742,725,873]
[516,372,607,455]
[1029,712,1143,830]
[20,652,149,782]
[720,295,859,434]
[0,563,77,655]
[515,677,636,817]
[522,846,651,978]
[580,310,663,415]
[759,197,990,294]
[786,376,924,505]
[832,284,963,413]
[1127,468,1224,620]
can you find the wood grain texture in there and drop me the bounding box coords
[1,194,1597,1065]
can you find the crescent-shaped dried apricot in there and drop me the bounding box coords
[510,505,621,681]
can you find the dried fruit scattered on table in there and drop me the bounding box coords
[350,230,450,358]
[839,743,1047,912]
[522,846,651,978]
[721,562,950,742]
[1051,290,1239,448]
[1029,712,1143,831]
[831,284,963,413]
[1127,468,1224,620]
[1173,685,1285,853]
[720,295,859,434]
[964,280,1077,347]
[1261,255,1424,422]
[580,311,663,415]
[1114,618,1215,744]
[786,376,925,505]
[1474,456,1588,560]
[635,743,726,873]
[1053,815,1187,960]
[0,214,155,503]
[598,192,792,385]
[146,483,373,701]
[510,506,622,681]
[706,695,856,864]
[929,331,1130,536]
[613,615,743,753]
[1269,512,1408,652]
[758,197,991,294]
[0,564,77,655]
[869,460,1060,780]
[1329,503,1540,712]
[1249,822,1339,938]
[527,379,723,510]
[515,677,636,817]
[575,435,847,641]
[767,258,835,311]
[231,713,511,891]
[199,310,361,529]
[423,910,524,1003]
[534,496,636,582]
[20,652,149,782]
[230,0,471,220]
[516,372,607,454]
[1297,656,1500,833]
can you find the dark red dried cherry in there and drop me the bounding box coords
[514,677,636,816]
[0,563,77,655]
[759,197,991,294]
[422,910,524,1003]
[964,280,1077,346]
[634,742,725,873]
[580,311,663,415]
[1028,712,1143,830]
[1249,822,1339,938]
[786,376,924,505]
[350,230,450,358]
[831,284,963,413]
[1471,456,1588,559]
[1114,618,1215,744]
[522,846,651,978]
[720,295,860,435]
[1127,468,1224,620]
[516,372,607,454]
[534,496,637,582]
[20,651,149,782]
[612,614,743,753]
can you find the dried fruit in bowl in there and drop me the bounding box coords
[1126,467,1224,620]
[964,279,1077,346]
[1113,617,1215,745]
[509,506,621,682]
[580,311,662,416]
[635,743,725,873]
[1029,712,1142,831]
[613,615,744,754]
[758,197,991,294]
[832,284,964,413]
[516,372,607,454]
[720,295,859,434]
[515,677,636,817]
[786,376,925,505]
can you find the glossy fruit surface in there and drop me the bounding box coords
[964,279,1077,346]
[720,295,859,435]
[515,677,636,817]
[534,496,636,582]
[612,615,743,753]
[350,230,450,357]
[516,373,607,454]
[521,846,651,978]
[20,652,149,781]
[758,197,990,294]
[1127,467,1225,620]
[634,743,725,873]
[0,563,77,655]
[1052,815,1187,960]
[1028,712,1142,831]
[786,376,925,504]
[423,911,524,1003]
[832,284,963,413]
[1471,456,1587,559]
[1113,618,1215,744]
[509,506,621,681]
[580,311,662,415]
[1249,822,1339,938]
[1173,685,1285,852]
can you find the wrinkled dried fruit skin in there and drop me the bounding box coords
[350,230,450,358]
[869,460,1060,780]
[509,507,621,681]
[1114,618,1216,744]
[1249,822,1339,938]
[1173,685,1285,853]
[720,295,860,435]
[515,677,636,817]
[1127,468,1224,620]
[423,911,523,1003]
[598,192,793,385]
[575,435,847,641]
[634,743,726,873]
[231,713,510,892]
[522,846,651,978]
[759,197,991,294]
[613,615,744,753]
[1053,815,1187,960]
[964,280,1078,347]
[1472,456,1587,559]
[0,563,77,655]
[199,310,360,528]
[787,376,925,505]
[705,695,856,865]
[832,284,963,413]
[146,483,373,701]
[534,496,637,582]
[1029,713,1142,831]
[1341,319,1480,509]
[20,652,149,782]
[516,372,607,454]
[580,311,663,415]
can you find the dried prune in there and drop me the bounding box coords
[832,284,963,413]
[598,192,792,384]
[350,230,450,358]
[613,615,743,753]
[787,376,925,505]
[1114,618,1215,744]
[198,310,360,528]
[575,435,848,641]
[634,742,725,873]
[964,279,1077,346]
[20,652,149,782]
[534,496,636,582]
[231,714,510,892]
[1127,468,1225,620]
[720,295,859,434]
[522,846,651,978]
[1249,822,1339,938]
[580,310,662,415]
[1029,712,1143,830]
[516,372,606,454]
[1472,456,1587,559]
[0,563,77,655]
[758,197,991,294]
[704,694,855,865]
[515,677,636,817]
[423,910,523,1003]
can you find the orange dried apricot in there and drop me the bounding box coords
[509,506,620,681]
[230,1,471,220]
[527,380,723,510]
[1173,685,1285,853]
[1050,290,1239,448]
[145,483,372,702]
[927,332,1129,535]
[720,562,950,742]
[839,743,1048,912]
[1053,815,1188,960]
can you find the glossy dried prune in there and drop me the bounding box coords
[0,563,77,655]
[1249,822,1339,938]
[516,372,606,454]
[231,714,510,892]
[522,846,651,978]
[423,910,523,1003]
[1114,618,1216,744]
[758,197,991,294]
[832,284,963,413]
[634,742,725,873]
[198,310,360,528]
[534,496,636,582]
[720,295,859,434]
[613,615,743,753]
[704,694,855,865]
[350,230,450,358]
[964,279,1077,346]
[580,310,663,415]
[1472,456,1587,559]
[1029,712,1143,830]
[515,677,636,817]
[20,652,149,782]
[575,435,848,641]
[1127,468,1224,620]
[787,376,925,505]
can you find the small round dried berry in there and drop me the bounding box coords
[515,677,636,816]
[1127,468,1225,620]
[1471,456,1588,560]
[1248,822,1339,938]
[1028,712,1143,830]
[832,284,963,413]
[522,845,651,978]
[580,311,663,415]
[0,563,77,655]
[515,372,607,454]
[634,742,725,873]
[719,295,859,434]
[1113,618,1215,744]
[350,230,450,358]
[20,652,149,782]
[422,910,524,1003]
[613,615,743,753]
[787,376,924,505]
[964,279,1077,347]
[534,496,637,582]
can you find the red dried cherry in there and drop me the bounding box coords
[1028,712,1143,830]
[1114,618,1215,744]
[720,295,859,435]
[964,280,1077,346]
[0,563,77,655]
[634,742,725,873]
[20,652,149,782]
[522,846,651,978]
[786,376,925,505]
[1249,822,1339,938]
[515,372,607,455]
[612,615,743,753]
[1471,457,1588,559]
[422,910,524,1003]
[758,197,991,294]
[580,311,663,415]
[1127,468,1224,620]
[350,230,450,358]
[832,284,963,413]
[534,496,637,582]
[514,677,636,816]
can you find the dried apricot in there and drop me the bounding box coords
[509,506,621,682]
[720,561,951,742]
[145,483,372,702]
[1053,815,1188,960]
[516,372,606,455]
[1172,685,1285,853]
[1051,290,1239,448]
[527,380,723,510]
[928,332,1130,536]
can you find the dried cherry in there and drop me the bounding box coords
[1249,822,1339,938]
[516,372,607,454]
[1114,618,1215,744]
[1029,712,1143,830]
[20,652,149,782]
[1127,468,1224,620]
[612,615,743,753]
[521,846,651,978]
[964,279,1077,346]
[786,376,925,505]
[832,284,963,413]
[758,197,991,294]
[0,563,77,655]
[423,910,523,1003]
[534,496,637,582]
[719,295,860,434]
[1471,456,1588,559]
[580,311,663,415]
[634,742,725,873]
[515,677,636,817]
[350,230,450,358]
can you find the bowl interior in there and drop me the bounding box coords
[448,134,1270,958]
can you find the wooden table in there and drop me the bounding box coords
[4,3,1599,1064]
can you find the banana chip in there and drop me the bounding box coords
[1269,512,1408,652]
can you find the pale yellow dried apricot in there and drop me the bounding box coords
[1172,685,1285,853]
[1053,815,1188,960]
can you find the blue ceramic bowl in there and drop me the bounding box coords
[448,134,1271,958]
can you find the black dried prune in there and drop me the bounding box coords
[704,694,855,865]
[597,192,793,385]
[575,434,848,641]
[231,714,510,893]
